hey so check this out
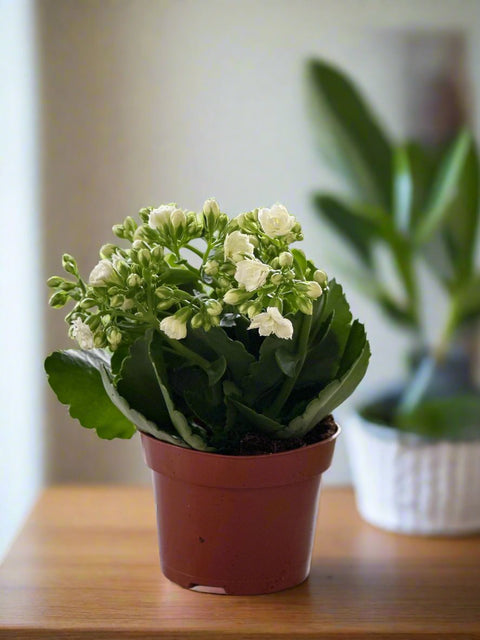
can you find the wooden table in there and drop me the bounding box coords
[0,487,479,639]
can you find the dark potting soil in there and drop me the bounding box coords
[236,414,338,456]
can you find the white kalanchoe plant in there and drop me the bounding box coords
[45,200,370,454]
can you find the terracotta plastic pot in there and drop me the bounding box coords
[141,426,339,595]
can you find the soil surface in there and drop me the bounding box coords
[236,414,338,456]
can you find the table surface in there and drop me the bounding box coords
[0,486,479,639]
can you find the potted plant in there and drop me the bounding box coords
[307,59,480,535]
[45,199,370,594]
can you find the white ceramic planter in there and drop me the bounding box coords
[345,413,480,535]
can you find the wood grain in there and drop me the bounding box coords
[0,486,479,639]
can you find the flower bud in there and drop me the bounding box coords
[80,297,97,309]
[190,313,204,329]
[247,302,263,319]
[223,288,251,305]
[157,299,175,311]
[132,239,144,250]
[110,294,124,308]
[206,300,223,316]
[121,298,135,311]
[313,269,328,286]
[101,314,111,326]
[99,244,117,259]
[305,281,323,299]
[270,272,283,286]
[62,254,78,276]
[49,291,69,308]
[171,208,187,229]
[107,327,122,347]
[112,224,126,239]
[204,260,219,276]
[123,216,137,234]
[47,276,65,288]
[279,251,293,267]
[114,259,129,279]
[94,332,107,348]
[127,273,142,287]
[297,297,313,315]
[217,276,231,289]
[203,198,220,218]
[155,286,174,298]
[151,245,164,262]
[137,249,150,267]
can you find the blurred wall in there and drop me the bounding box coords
[38,0,480,486]
[0,0,43,560]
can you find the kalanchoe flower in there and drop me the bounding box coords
[234,259,271,292]
[258,204,296,237]
[203,198,220,217]
[224,230,255,263]
[89,259,118,287]
[248,307,294,339]
[159,307,192,340]
[148,205,181,230]
[160,315,188,340]
[305,281,323,299]
[71,318,95,349]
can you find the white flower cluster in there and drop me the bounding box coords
[50,198,326,349]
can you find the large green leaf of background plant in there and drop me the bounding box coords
[307,59,392,208]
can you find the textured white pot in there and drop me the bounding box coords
[345,413,480,535]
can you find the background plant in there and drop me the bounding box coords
[45,200,370,453]
[307,59,480,439]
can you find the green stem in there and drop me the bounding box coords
[164,336,212,370]
[185,243,204,259]
[434,296,460,363]
[266,312,313,419]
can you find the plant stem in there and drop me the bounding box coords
[185,243,204,259]
[164,336,212,370]
[266,312,313,419]
[434,296,460,363]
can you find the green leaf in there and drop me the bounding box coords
[456,275,480,326]
[229,398,285,435]
[307,59,392,208]
[291,248,308,277]
[443,140,480,284]
[162,268,199,286]
[45,349,136,440]
[404,141,437,228]
[415,129,471,244]
[276,321,370,439]
[275,347,299,377]
[396,394,480,441]
[185,327,255,387]
[393,145,413,234]
[148,331,214,451]
[116,333,171,428]
[313,194,377,266]
[376,291,417,329]
[99,366,188,447]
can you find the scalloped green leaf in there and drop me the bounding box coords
[149,331,214,451]
[229,398,285,435]
[45,349,136,440]
[99,366,188,447]
[116,333,171,428]
[276,321,370,439]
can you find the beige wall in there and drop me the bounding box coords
[39,0,480,485]
[1,0,43,560]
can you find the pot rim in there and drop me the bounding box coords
[139,422,341,460]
